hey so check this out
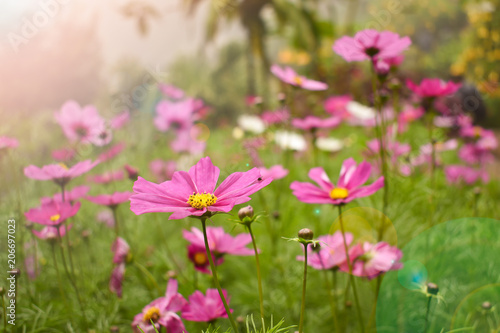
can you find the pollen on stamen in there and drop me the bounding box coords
[330,187,349,200]
[187,192,217,210]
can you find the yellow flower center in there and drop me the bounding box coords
[330,188,349,200]
[50,214,61,222]
[473,126,483,137]
[143,306,160,323]
[58,163,69,170]
[193,252,207,265]
[187,192,217,210]
[294,76,303,86]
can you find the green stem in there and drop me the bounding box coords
[112,207,119,239]
[202,218,239,333]
[424,296,432,333]
[247,225,265,321]
[2,290,7,331]
[50,242,69,308]
[338,205,365,333]
[318,257,339,332]
[298,243,309,333]
[60,184,76,276]
[133,261,163,295]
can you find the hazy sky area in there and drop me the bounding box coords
[0,0,242,112]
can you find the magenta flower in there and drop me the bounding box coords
[271,65,328,91]
[54,100,106,144]
[406,78,461,98]
[154,99,197,132]
[40,185,90,204]
[130,157,272,220]
[296,231,352,270]
[110,111,130,130]
[25,201,80,226]
[150,159,177,183]
[0,136,19,149]
[397,106,424,133]
[374,55,404,74]
[258,165,289,180]
[98,143,126,163]
[324,95,352,119]
[87,191,133,208]
[459,144,495,165]
[261,108,290,126]
[445,165,489,185]
[24,160,99,186]
[183,226,255,256]
[292,116,342,131]
[112,237,130,264]
[125,164,139,181]
[88,170,124,184]
[333,30,411,62]
[132,279,188,333]
[170,130,206,155]
[159,83,185,100]
[32,224,72,240]
[460,125,495,140]
[340,242,403,279]
[110,263,125,298]
[51,148,75,162]
[187,244,222,274]
[182,289,232,322]
[290,158,384,205]
[97,210,115,228]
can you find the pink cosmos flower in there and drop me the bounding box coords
[125,164,139,181]
[397,106,424,133]
[0,136,19,149]
[258,165,289,180]
[54,100,106,144]
[170,129,206,155]
[130,157,272,220]
[324,95,352,119]
[97,210,115,228]
[33,224,72,240]
[24,160,99,186]
[112,237,130,264]
[297,231,352,270]
[420,139,458,156]
[261,108,290,126]
[366,139,411,160]
[155,99,198,132]
[270,65,328,91]
[292,116,342,131]
[111,111,130,130]
[88,170,124,184]
[374,55,404,74]
[51,148,75,162]
[183,226,255,257]
[150,159,177,183]
[40,185,90,204]
[182,289,232,322]
[460,125,495,140]
[246,95,263,106]
[290,158,384,205]
[25,201,80,226]
[24,241,39,280]
[91,128,113,147]
[98,143,126,163]
[333,30,411,62]
[87,191,133,208]
[406,78,461,98]
[445,165,489,185]
[187,244,222,274]
[132,279,188,333]
[159,83,185,100]
[340,242,403,279]
[459,144,495,165]
[110,263,125,298]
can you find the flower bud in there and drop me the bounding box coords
[298,228,314,240]
[110,326,120,333]
[0,287,5,296]
[311,242,321,252]
[81,230,91,239]
[345,300,352,308]
[11,268,21,278]
[166,270,177,279]
[482,301,492,310]
[25,221,34,230]
[474,187,481,196]
[124,164,139,181]
[236,316,245,323]
[238,206,254,221]
[272,211,280,220]
[427,282,439,295]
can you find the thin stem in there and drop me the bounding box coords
[424,296,432,333]
[202,218,239,333]
[60,184,75,276]
[298,243,309,333]
[247,225,265,321]
[112,207,119,239]
[2,290,7,330]
[318,256,340,332]
[338,205,365,333]
[50,242,69,308]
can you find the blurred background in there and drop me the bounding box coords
[0,0,499,125]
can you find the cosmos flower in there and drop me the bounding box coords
[40,185,90,204]
[25,201,80,226]
[182,289,232,322]
[154,99,198,132]
[445,165,489,185]
[110,263,125,299]
[110,111,130,130]
[111,237,130,264]
[292,116,342,131]
[97,210,115,228]
[296,231,353,270]
[32,224,72,240]
[333,30,411,62]
[132,279,188,333]
[187,244,223,274]
[258,165,289,180]
[261,108,290,125]
[406,78,461,99]
[98,143,126,163]
[51,148,75,162]
[24,160,99,186]
[290,158,384,205]
[340,242,403,279]
[150,159,177,183]
[183,226,255,257]
[124,164,139,181]
[54,100,106,144]
[0,136,19,150]
[324,95,352,119]
[397,106,424,133]
[130,157,272,220]
[88,170,124,184]
[159,83,185,100]
[87,191,133,209]
[237,115,266,134]
[170,129,206,155]
[270,65,328,91]
[345,101,376,124]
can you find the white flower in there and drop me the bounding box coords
[346,101,376,120]
[316,137,344,152]
[232,127,244,139]
[274,130,307,151]
[237,115,266,134]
